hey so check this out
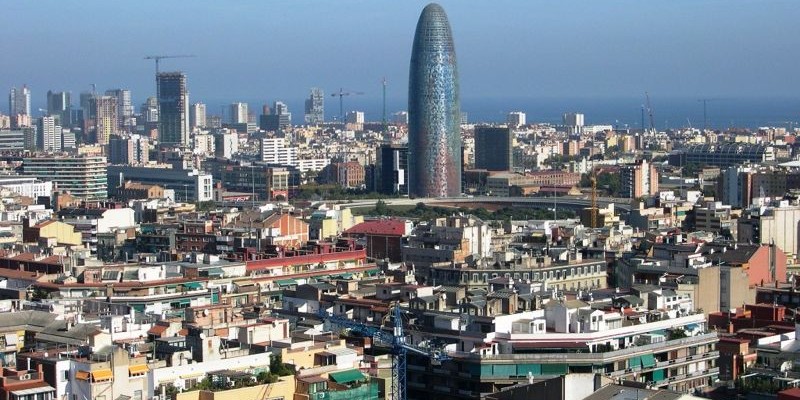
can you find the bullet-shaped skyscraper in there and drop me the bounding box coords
[408,3,461,198]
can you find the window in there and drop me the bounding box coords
[134,391,142,400]
[62,370,69,381]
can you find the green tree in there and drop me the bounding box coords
[270,354,294,376]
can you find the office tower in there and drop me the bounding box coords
[190,102,207,129]
[260,101,292,131]
[507,111,526,127]
[157,72,188,147]
[563,112,585,134]
[346,111,365,124]
[0,130,25,152]
[408,3,461,198]
[8,86,31,117]
[474,126,513,171]
[93,95,117,145]
[108,135,133,164]
[376,143,409,195]
[229,102,248,124]
[37,116,62,152]
[46,90,71,126]
[23,155,107,200]
[105,89,133,130]
[304,88,324,124]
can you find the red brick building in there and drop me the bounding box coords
[344,219,408,262]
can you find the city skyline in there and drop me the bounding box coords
[2,1,799,113]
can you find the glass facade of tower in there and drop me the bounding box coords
[157,72,188,146]
[408,3,461,198]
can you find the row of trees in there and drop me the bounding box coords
[366,201,575,221]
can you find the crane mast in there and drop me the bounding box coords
[320,303,449,400]
[331,88,364,123]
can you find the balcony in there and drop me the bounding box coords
[451,333,718,364]
[609,351,719,377]
[652,367,720,388]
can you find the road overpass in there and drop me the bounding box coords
[337,195,633,214]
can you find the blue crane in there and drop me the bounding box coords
[319,303,450,400]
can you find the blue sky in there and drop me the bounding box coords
[2,0,798,113]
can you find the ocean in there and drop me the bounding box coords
[207,96,800,131]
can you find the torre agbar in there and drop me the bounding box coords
[408,3,462,198]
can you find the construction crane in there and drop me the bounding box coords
[697,98,717,132]
[331,88,364,123]
[590,162,598,229]
[645,92,656,133]
[143,54,196,75]
[319,303,450,400]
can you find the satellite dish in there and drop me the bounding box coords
[203,309,209,316]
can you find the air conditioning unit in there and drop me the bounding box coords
[19,374,31,380]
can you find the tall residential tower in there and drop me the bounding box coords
[408,3,461,198]
[304,88,325,124]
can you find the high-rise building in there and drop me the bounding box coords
[620,159,659,198]
[304,88,324,124]
[408,3,461,198]
[229,102,248,124]
[260,138,297,165]
[507,111,526,127]
[105,89,133,131]
[563,112,585,133]
[190,102,207,129]
[376,143,409,195]
[93,95,117,145]
[142,97,159,123]
[46,90,71,126]
[474,126,513,171]
[157,72,188,147]
[214,131,238,159]
[8,86,31,117]
[260,101,292,131]
[23,155,107,200]
[37,116,62,152]
[108,134,149,166]
[346,111,365,124]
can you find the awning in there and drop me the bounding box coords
[4,333,17,345]
[11,386,55,396]
[184,282,203,290]
[128,364,149,375]
[75,371,90,380]
[364,269,379,276]
[275,279,297,287]
[641,354,656,368]
[91,369,113,381]
[685,323,699,331]
[329,369,366,384]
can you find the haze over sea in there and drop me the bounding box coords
[205,96,800,131]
